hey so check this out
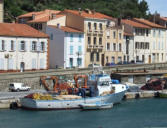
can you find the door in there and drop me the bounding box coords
[20,62,25,72]
[148,55,151,64]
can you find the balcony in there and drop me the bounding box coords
[98,30,103,36]
[93,30,98,36]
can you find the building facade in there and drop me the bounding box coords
[0,0,3,23]
[132,18,167,63]
[122,19,151,63]
[0,23,49,72]
[46,25,85,68]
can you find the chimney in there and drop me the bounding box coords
[117,18,121,26]
[78,8,82,15]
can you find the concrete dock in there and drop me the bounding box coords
[1,90,167,109]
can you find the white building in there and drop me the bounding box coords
[122,19,151,63]
[132,18,167,63]
[46,25,85,68]
[0,23,49,72]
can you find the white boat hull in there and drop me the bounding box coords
[20,90,126,110]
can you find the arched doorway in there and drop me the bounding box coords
[20,62,25,72]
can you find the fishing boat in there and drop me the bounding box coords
[79,102,113,110]
[20,73,128,110]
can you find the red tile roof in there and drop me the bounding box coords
[0,23,49,38]
[122,19,151,29]
[49,25,83,33]
[133,18,165,29]
[160,17,167,21]
[28,15,65,23]
[64,9,114,20]
[18,9,60,18]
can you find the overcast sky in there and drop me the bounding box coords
[144,0,167,17]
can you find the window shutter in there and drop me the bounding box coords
[32,59,36,69]
[37,42,41,52]
[8,58,13,69]
[14,41,16,51]
[30,41,32,51]
[4,41,7,51]
[45,42,47,52]
[8,41,11,51]
[0,41,2,51]
[24,41,27,51]
[19,41,21,51]
[40,58,44,69]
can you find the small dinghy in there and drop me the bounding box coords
[79,102,113,110]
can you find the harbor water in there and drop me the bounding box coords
[0,98,167,128]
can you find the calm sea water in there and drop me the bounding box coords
[0,98,167,128]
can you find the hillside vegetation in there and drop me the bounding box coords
[4,0,149,22]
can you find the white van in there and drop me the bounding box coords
[9,83,31,92]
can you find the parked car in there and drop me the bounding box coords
[88,63,101,68]
[9,83,31,92]
[105,62,116,67]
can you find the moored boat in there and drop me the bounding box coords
[20,73,128,110]
[79,102,113,110]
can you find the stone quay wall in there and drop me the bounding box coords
[1,63,167,91]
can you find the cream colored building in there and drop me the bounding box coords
[105,22,124,64]
[0,0,3,23]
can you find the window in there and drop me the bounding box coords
[111,57,115,63]
[78,46,82,54]
[119,43,122,51]
[1,40,5,51]
[50,34,53,40]
[20,41,25,51]
[70,58,73,68]
[106,56,109,63]
[77,58,82,66]
[41,42,45,51]
[99,23,102,30]
[88,22,91,30]
[113,31,116,39]
[90,52,94,62]
[146,29,149,36]
[93,37,96,45]
[153,30,156,37]
[70,46,73,55]
[88,37,91,44]
[99,38,102,45]
[39,23,42,30]
[79,34,82,42]
[94,23,97,30]
[135,42,139,49]
[119,33,122,39]
[70,34,73,42]
[11,40,14,51]
[107,43,110,50]
[32,41,37,51]
[113,43,116,51]
[96,53,99,61]
[118,57,122,63]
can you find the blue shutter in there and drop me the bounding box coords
[8,58,13,69]
[78,46,82,53]
[0,41,2,51]
[32,59,36,69]
[70,46,73,55]
[70,34,73,42]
